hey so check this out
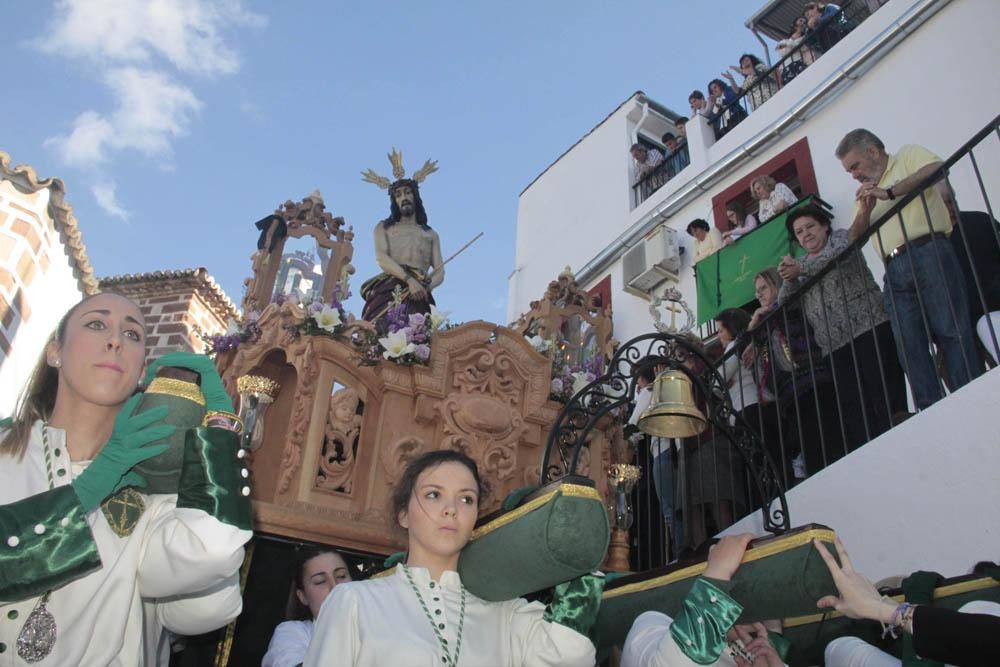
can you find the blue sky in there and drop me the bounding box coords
[4,1,769,325]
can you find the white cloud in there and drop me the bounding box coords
[91,180,129,220]
[37,0,265,76]
[38,0,263,174]
[46,67,201,166]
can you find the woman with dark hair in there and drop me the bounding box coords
[721,201,758,245]
[305,449,600,666]
[722,54,779,111]
[776,204,907,450]
[688,218,723,263]
[0,293,251,665]
[776,17,818,84]
[746,268,844,480]
[262,547,353,667]
[706,78,746,139]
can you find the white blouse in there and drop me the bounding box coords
[757,182,798,222]
[0,422,251,666]
[304,564,595,667]
[262,620,313,667]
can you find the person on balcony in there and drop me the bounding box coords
[722,201,758,245]
[675,117,689,138]
[775,17,818,85]
[688,219,724,263]
[707,79,746,139]
[745,267,844,480]
[631,143,665,184]
[661,132,690,176]
[752,175,798,224]
[722,54,779,112]
[804,2,849,52]
[775,204,907,451]
[305,449,602,667]
[688,90,713,121]
[837,128,983,409]
[716,309,777,454]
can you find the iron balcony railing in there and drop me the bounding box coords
[632,143,692,207]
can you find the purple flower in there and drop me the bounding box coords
[308,300,325,314]
[410,332,428,344]
[408,313,426,329]
[551,378,564,394]
[414,344,431,361]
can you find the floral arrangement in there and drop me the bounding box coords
[366,296,450,366]
[203,290,352,355]
[524,332,607,403]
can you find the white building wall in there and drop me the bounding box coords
[0,180,85,415]
[509,0,1000,343]
[722,367,1000,582]
[508,100,638,324]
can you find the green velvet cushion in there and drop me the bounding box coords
[595,524,840,651]
[132,376,206,494]
[781,572,1000,666]
[458,476,610,602]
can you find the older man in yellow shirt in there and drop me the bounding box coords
[836,129,981,409]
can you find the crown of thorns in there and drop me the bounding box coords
[360,148,438,190]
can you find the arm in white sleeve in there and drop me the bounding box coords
[154,572,244,636]
[507,597,597,667]
[262,620,313,667]
[137,500,251,598]
[304,585,360,667]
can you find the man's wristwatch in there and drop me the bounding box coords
[886,186,896,200]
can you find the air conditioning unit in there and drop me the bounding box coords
[623,225,681,298]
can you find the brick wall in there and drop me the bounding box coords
[101,271,237,365]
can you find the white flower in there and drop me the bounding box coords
[429,304,450,330]
[380,330,417,359]
[527,334,552,353]
[571,371,595,396]
[314,305,343,332]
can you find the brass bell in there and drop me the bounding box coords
[638,369,707,438]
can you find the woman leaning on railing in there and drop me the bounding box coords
[774,204,908,451]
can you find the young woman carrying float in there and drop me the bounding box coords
[0,293,252,665]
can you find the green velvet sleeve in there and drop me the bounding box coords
[543,572,606,639]
[0,485,101,602]
[176,427,252,531]
[668,577,744,665]
[768,631,791,662]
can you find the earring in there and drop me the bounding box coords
[54,359,61,367]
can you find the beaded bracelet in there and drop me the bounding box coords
[882,601,913,639]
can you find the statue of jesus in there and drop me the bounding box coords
[360,153,444,328]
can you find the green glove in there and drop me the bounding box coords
[543,572,606,639]
[143,352,234,413]
[72,394,174,511]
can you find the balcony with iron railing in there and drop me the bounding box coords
[563,113,1000,570]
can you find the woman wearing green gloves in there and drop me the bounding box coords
[305,449,603,666]
[0,292,252,665]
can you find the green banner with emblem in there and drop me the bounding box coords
[695,198,817,324]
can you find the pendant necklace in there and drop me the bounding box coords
[16,424,59,663]
[402,565,466,666]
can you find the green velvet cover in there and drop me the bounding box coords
[594,525,840,651]
[132,377,206,494]
[0,486,101,602]
[458,476,610,602]
[781,573,1000,667]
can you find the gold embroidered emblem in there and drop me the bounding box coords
[101,487,146,537]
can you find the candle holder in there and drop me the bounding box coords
[236,375,280,452]
[605,463,641,572]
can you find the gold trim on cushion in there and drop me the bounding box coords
[145,377,206,406]
[469,484,604,541]
[782,576,1000,628]
[603,528,838,600]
